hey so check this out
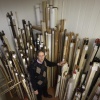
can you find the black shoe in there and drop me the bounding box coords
[43,94,52,98]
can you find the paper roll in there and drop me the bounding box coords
[46,7,50,29]
[35,4,41,26]
[68,43,74,70]
[66,77,75,100]
[46,33,52,61]
[50,8,55,28]
[51,30,55,86]
[55,75,61,97]
[54,7,58,25]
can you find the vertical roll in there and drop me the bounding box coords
[29,45,33,61]
[73,48,80,71]
[45,32,52,87]
[48,33,52,87]
[47,33,52,61]
[41,21,46,45]
[21,74,32,100]
[21,29,26,50]
[35,4,41,26]
[51,30,55,86]
[42,1,47,22]
[66,73,76,100]
[45,7,50,29]
[68,43,75,72]
[59,63,69,100]
[54,7,58,26]
[26,25,31,43]
[15,73,24,99]
[50,8,55,28]
[55,75,61,97]
[62,36,68,60]
[79,45,88,71]
[2,35,12,51]
[54,29,59,61]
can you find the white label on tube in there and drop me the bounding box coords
[85,46,88,50]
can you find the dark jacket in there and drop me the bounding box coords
[29,58,57,91]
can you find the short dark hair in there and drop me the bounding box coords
[37,49,45,56]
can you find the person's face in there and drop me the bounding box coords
[37,52,45,63]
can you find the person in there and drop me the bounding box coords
[29,50,65,100]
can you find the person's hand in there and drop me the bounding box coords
[57,60,66,66]
[34,90,38,95]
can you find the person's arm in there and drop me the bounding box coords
[29,64,37,91]
[45,58,58,67]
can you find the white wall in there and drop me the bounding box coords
[0,0,42,50]
[0,0,100,57]
[54,0,100,39]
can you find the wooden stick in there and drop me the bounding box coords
[0,81,21,95]
[32,26,41,31]
[21,74,32,100]
[15,73,24,99]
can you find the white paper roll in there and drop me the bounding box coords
[35,4,41,26]
[67,77,75,100]
[47,33,52,61]
[50,8,55,28]
[55,75,61,97]
[54,7,58,25]
[68,43,74,68]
